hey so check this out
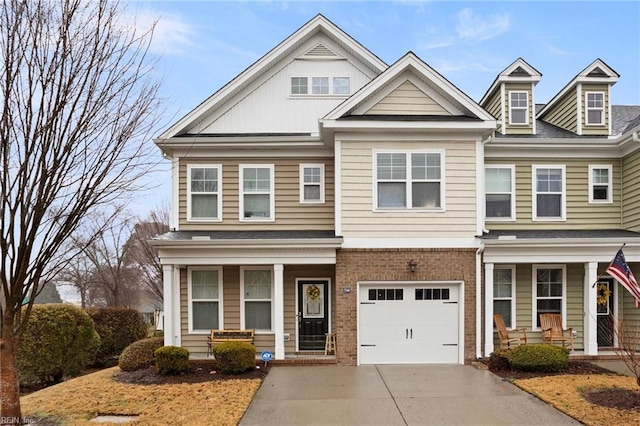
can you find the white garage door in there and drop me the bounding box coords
[359,284,459,364]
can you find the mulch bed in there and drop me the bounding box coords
[490,360,640,412]
[112,361,268,385]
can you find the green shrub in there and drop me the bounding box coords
[17,304,100,388]
[155,346,189,376]
[507,344,570,372]
[86,308,149,366]
[211,342,256,375]
[487,349,512,372]
[118,337,164,372]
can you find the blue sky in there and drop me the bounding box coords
[130,0,640,214]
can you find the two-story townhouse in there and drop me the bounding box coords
[153,14,640,366]
[479,58,640,357]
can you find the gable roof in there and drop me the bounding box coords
[537,58,619,119]
[479,58,542,106]
[323,52,495,128]
[156,14,388,140]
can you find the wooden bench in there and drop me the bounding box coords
[207,329,254,356]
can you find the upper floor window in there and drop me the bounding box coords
[494,266,515,328]
[485,166,515,220]
[189,268,222,333]
[290,76,350,96]
[375,151,444,211]
[240,165,274,221]
[242,268,273,331]
[300,164,325,203]
[532,165,565,221]
[586,92,604,125]
[588,165,612,204]
[187,165,221,221]
[533,265,565,329]
[509,92,528,125]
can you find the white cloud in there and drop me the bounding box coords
[121,6,196,56]
[454,8,510,43]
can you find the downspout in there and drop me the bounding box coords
[476,243,484,359]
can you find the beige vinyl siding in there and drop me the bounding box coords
[504,83,534,135]
[485,158,622,230]
[622,149,640,231]
[540,89,578,133]
[340,140,478,238]
[365,81,450,115]
[581,84,610,136]
[178,157,334,230]
[483,89,503,133]
[496,264,583,349]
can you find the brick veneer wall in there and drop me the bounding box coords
[335,248,477,365]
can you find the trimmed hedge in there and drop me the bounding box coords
[155,346,189,376]
[211,342,256,375]
[86,308,148,366]
[507,345,570,372]
[17,304,100,388]
[487,350,511,372]
[118,337,164,372]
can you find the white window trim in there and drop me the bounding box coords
[585,91,605,126]
[299,163,325,204]
[239,164,275,222]
[532,264,567,331]
[508,91,529,125]
[485,165,515,221]
[588,164,613,204]
[289,75,351,97]
[187,164,222,222]
[187,267,223,334]
[240,266,274,333]
[494,265,516,330]
[532,165,566,221]
[373,149,446,212]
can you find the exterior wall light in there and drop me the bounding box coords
[408,259,417,273]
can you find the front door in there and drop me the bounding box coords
[597,278,615,347]
[297,280,329,351]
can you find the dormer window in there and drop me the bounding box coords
[290,77,350,96]
[509,92,528,125]
[586,92,604,125]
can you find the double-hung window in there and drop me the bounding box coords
[586,92,604,125]
[242,268,273,331]
[240,165,274,221]
[485,166,515,220]
[533,265,565,328]
[189,269,222,332]
[509,92,528,125]
[532,165,565,220]
[333,77,350,94]
[494,266,515,328]
[375,151,443,210]
[188,165,221,221]
[300,164,325,203]
[588,165,612,203]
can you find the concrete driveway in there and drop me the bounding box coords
[240,364,580,425]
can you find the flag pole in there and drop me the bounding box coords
[592,242,627,288]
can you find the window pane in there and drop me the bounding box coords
[192,270,218,299]
[425,154,441,179]
[494,300,511,327]
[511,109,526,124]
[244,194,270,218]
[536,168,562,192]
[378,182,406,207]
[193,301,218,330]
[377,153,406,180]
[312,77,329,94]
[592,168,609,184]
[412,182,440,208]
[192,194,217,218]
[291,77,307,94]
[244,270,271,299]
[304,185,321,201]
[304,167,321,183]
[246,301,271,329]
[486,168,511,192]
[486,194,511,218]
[593,185,608,200]
[333,77,350,94]
[537,194,561,217]
[191,168,217,193]
[588,110,602,124]
[536,299,562,327]
[243,168,270,192]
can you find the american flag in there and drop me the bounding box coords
[606,249,640,308]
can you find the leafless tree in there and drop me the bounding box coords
[598,312,640,387]
[0,0,161,418]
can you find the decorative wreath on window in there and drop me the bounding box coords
[597,283,611,306]
[306,284,321,300]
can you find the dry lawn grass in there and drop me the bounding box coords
[515,374,640,426]
[20,367,262,425]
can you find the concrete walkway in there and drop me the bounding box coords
[240,364,580,425]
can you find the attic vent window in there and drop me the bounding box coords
[586,92,604,125]
[304,44,338,58]
[290,76,350,96]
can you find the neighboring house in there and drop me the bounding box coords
[152,15,640,365]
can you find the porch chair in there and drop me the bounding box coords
[539,313,574,351]
[493,314,527,350]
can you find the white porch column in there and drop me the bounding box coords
[274,264,285,360]
[173,266,182,347]
[484,262,495,357]
[584,262,599,355]
[162,264,176,347]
